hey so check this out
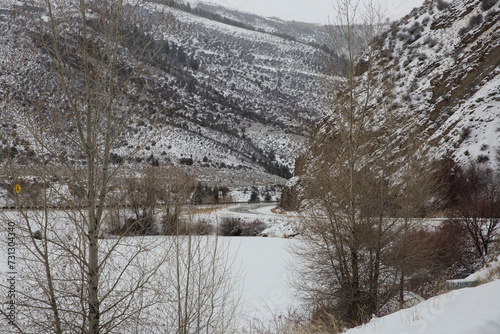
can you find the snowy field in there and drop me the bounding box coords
[0,204,300,332]
[1,204,500,333]
[225,237,298,328]
[183,203,302,325]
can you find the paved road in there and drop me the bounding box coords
[227,203,276,216]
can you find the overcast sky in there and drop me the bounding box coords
[190,0,426,24]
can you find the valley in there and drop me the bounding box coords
[0,0,499,333]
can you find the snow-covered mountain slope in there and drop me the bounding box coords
[381,0,500,168]
[366,0,500,168]
[282,0,500,209]
[0,0,330,187]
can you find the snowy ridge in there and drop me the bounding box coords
[293,0,499,183]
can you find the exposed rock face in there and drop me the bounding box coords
[280,156,306,211]
[280,182,301,211]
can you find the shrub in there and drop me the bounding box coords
[242,220,267,236]
[458,26,470,36]
[460,126,472,142]
[1,146,18,159]
[188,219,214,235]
[477,154,490,163]
[397,31,412,44]
[219,217,242,236]
[109,153,123,164]
[436,0,450,11]
[408,21,423,37]
[423,36,438,48]
[310,304,345,333]
[469,14,483,28]
[481,0,498,11]
[163,216,214,235]
[123,216,156,235]
[151,158,159,167]
[219,217,267,236]
[250,190,260,203]
[179,157,194,165]
[417,52,427,61]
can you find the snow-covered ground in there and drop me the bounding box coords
[346,254,500,334]
[0,205,300,331]
[346,279,500,334]
[225,237,298,327]
[2,205,499,333]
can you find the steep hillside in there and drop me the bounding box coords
[381,0,500,167]
[282,0,500,210]
[0,0,329,187]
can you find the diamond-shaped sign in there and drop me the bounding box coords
[15,184,21,194]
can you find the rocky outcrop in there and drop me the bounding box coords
[280,156,306,211]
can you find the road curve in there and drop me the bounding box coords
[226,203,276,216]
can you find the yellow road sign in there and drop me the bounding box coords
[15,184,21,194]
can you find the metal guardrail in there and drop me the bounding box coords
[0,201,279,211]
[446,280,478,290]
[190,200,278,206]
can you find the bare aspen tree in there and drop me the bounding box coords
[155,228,242,333]
[0,0,171,332]
[293,0,439,329]
[451,163,500,258]
[0,0,225,333]
[0,0,243,328]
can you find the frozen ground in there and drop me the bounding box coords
[3,204,498,333]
